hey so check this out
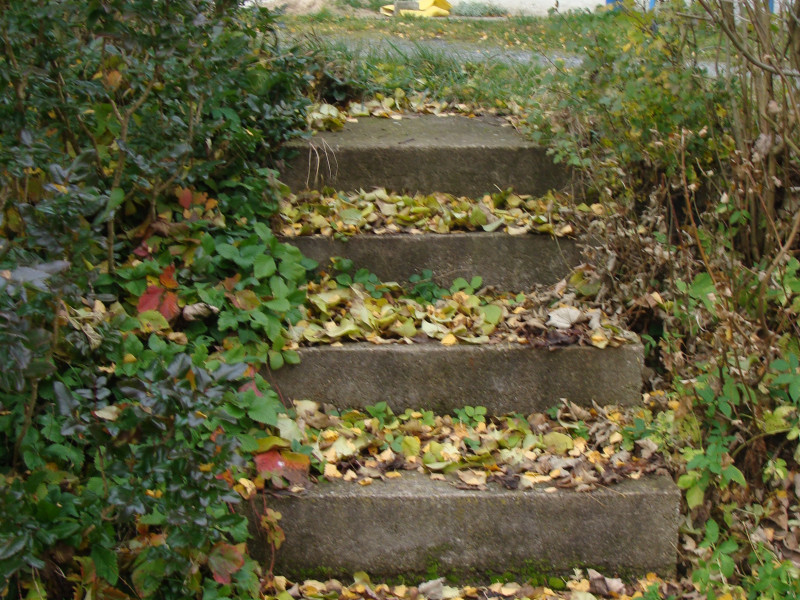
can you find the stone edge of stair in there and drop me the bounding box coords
[285,232,583,289]
[280,116,569,197]
[243,472,680,579]
[269,342,644,413]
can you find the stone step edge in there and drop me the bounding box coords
[243,472,679,579]
[285,232,583,289]
[268,342,644,414]
[279,115,569,197]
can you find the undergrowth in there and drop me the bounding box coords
[0,1,315,597]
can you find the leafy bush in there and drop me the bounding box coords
[525,5,730,199]
[0,0,313,597]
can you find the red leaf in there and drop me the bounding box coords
[238,380,263,397]
[133,241,152,258]
[159,291,181,321]
[137,286,163,313]
[221,274,241,292]
[176,187,193,209]
[254,450,310,486]
[208,542,244,585]
[159,265,178,289]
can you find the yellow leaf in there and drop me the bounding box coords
[236,478,257,499]
[324,463,342,479]
[590,329,609,349]
[441,333,458,346]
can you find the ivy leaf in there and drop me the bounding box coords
[208,542,245,585]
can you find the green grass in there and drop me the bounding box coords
[304,34,547,107]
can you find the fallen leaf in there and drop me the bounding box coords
[547,306,583,329]
[543,431,574,454]
[457,469,487,487]
[441,333,458,346]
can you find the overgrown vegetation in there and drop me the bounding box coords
[0,1,315,597]
[5,0,800,597]
[524,3,800,598]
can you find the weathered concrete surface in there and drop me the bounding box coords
[269,342,644,412]
[288,232,582,289]
[245,473,679,578]
[280,115,569,196]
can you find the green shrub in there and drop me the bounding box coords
[0,0,312,597]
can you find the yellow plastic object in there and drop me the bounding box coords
[380,0,451,17]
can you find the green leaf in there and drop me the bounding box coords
[91,545,119,585]
[137,310,170,332]
[247,392,282,426]
[254,222,274,242]
[478,304,502,325]
[721,464,746,487]
[265,298,290,312]
[718,553,736,579]
[93,187,125,225]
[340,208,363,225]
[132,556,166,597]
[676,472,698,489]
[283,350,300,365]
[701,519,719,547]
[279,259,306,282]
[254,255,277,279]
[268,350,284,371]
[215,243,239,261]
[686,484,704,509]
[218,310,240,331]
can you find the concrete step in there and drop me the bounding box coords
[280,115,569,197]
[269,342,644,413]
[245,472,680,579]
[287,232,582,289]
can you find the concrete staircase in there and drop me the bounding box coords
[248,114,680,581]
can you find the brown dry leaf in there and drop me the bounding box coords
[457,469,487,487]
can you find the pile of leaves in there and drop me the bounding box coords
[246,399,668,494]
[287,268,637,349]
[267,569,681,600]
[277,187,583,238]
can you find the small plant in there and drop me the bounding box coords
[409,270,449,304]
[453,405,487,426]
